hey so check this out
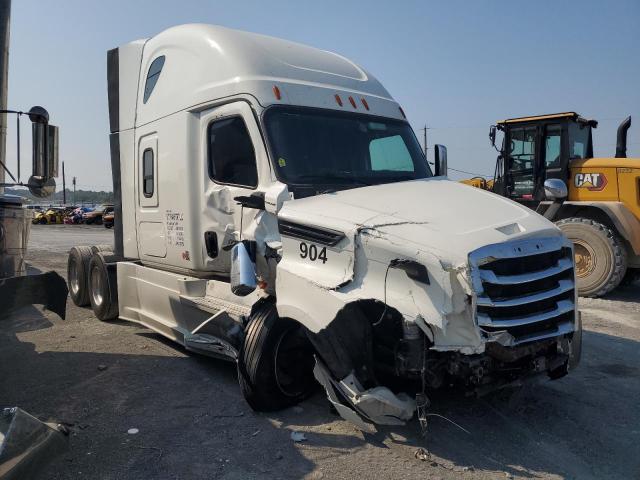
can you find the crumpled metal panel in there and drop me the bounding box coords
[0,407,68,480]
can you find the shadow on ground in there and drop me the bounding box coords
[2,304,639,479]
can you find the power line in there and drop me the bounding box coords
[448,167,493,178]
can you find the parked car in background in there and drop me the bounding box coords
[32,207,66,225]
[65,206,93,224]
[103,208,115,229]
[82,204,113,225]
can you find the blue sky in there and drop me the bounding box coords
[5,0,639,189]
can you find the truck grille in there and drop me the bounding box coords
[469,236,576,345]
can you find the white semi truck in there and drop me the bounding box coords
[68,24,581,429]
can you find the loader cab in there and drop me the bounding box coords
[493,112,596,209]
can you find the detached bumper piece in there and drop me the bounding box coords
[313,359,415,433]
[0,407,68,480]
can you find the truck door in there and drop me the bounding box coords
[200,102,268,273]
[506,125,538,208]
[137,133,166,258]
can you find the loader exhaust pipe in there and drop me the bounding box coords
[615,116,631,158]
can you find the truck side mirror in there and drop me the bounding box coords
[234,192,265,210]
[543,178,567,201]
[434,144,447,177]
[264,182,289,214]
[28,106,59,198]
[489,125,497,147]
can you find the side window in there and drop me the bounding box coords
[544,125,562,168]
[143,56,165,104]
[142,148,154,197]
[207,117,258,188]
[369,135,413,171]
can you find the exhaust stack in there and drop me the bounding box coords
[615,116,631,158]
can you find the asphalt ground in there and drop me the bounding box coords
[1,224,639,479]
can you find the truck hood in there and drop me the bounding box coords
[278,178,560,264]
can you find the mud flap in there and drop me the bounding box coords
[0,272,68,320]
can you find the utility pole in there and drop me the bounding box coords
[0,0,10,195]
[72,176,76,205]
[420,125,430,162]
[62,161,66,204]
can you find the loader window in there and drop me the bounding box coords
[568,122,590,159]
[207,117,258,188]
[142,148,154,197]
[544,125,561,168]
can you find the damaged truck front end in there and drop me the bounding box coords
[274,195,582,430]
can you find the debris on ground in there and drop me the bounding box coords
[290,431,306,442]
[275,451,283,460]
[127,428,139,435]
[414,447,429,461]
[97,364,108,371]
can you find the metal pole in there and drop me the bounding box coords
[72,176,76,204]
[62,161,66,204]
[421,125,428,162]
[0,0,10,195]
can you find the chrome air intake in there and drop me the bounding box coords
[469,236,576,345]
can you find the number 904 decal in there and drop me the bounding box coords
[299,242,328,264]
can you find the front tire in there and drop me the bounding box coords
[238,300,315,412]
[556,217,627,297]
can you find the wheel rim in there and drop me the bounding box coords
[273,327,314,398]
[69,260,80,295]
[574,241,596,279]
[90,265,104,307]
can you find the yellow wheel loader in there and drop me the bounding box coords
[470,112,639,297]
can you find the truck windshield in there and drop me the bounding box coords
[263,107,430,188]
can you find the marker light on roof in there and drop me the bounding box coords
[348,96,357,109]
[273,85,281,100]
[334,94,343,107]
[361,98,370,110]
[399,106,406,119]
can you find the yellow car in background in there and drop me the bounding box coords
[32,207,67,225]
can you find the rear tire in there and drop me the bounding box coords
[67,246,93,306]
[556,217,627,298]
[88,252,119,321]
[238,300,315,412]
[91,244,113,254]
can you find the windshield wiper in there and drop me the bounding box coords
[293,171,372,186]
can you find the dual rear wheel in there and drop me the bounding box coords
[67,245,119,320]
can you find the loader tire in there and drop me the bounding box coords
[556,217,627,298]
[88,252,119,321]
[67,246,93,306]
[238,300,315,412]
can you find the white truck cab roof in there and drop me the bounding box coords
[114,24,404,132]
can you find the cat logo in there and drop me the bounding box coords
[574,172,607,191]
